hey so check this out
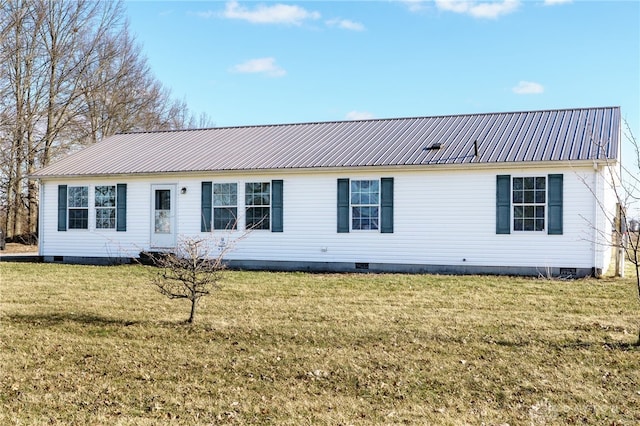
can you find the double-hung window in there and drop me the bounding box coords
[201,180,282,232]
[58,184,126,232]
[351,180,379,230]
[512,177,546,231]
[95,185,116,229]
[245,182,270,230]
[213,183,237,230]
[68,186,89,229]
[337,178,393,233]
[496,174,563,235]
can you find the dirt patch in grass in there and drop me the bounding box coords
[0,263,638,424]
[1,243,38,254]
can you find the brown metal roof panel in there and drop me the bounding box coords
[289,122,349,167]
[554,112,573,160]
[461,114,495,164]
[559,110,580,161]
[364,120,415,165]
[594,107,618,160]
[524,111,548,162]
[579,108,598,160]
[481,114,509,163]
[573,109,591,160]
[482,115,507,163]
[31,107,621,177]
[505,112,525,162]
[533,110,558,161]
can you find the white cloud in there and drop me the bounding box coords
[194,10,216,19]
[400,0,428,13]
[326,18,365,31]
[512,81,544,95]
[346,111,375,120]
[231,58,286,78]
[222,1,320,25]
[544,0,572,5]
[435,0,520,19]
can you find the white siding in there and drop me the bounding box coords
[39,164,613,273]
[41,179,152,257]
[597,162,622,274]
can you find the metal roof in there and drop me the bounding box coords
[33,106,620,178]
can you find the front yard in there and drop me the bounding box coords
[0,262,638,424]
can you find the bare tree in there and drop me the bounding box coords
[619,124,640,345]
[0,0,214,241]
[147,236,234,324]
[619,122,640,294]
[579,119,640,344]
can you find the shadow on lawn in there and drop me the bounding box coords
[5,312,139,327]
[557,340,639,351]
[5,312,203,329]
[480,336,637,351]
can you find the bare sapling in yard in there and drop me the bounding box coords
[148,236,233,324]
[622,122,640,289]
[580,119,640,344]
[622,124,640,345]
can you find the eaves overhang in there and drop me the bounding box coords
[31,158,616,181]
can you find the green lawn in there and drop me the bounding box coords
[1,262,638,425]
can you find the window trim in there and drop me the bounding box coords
[57,184,126,232]
[95,185,117,230]
[350,179,380,231]
[245,181,271,230]
[202,180,282,233]
[337,178,393,234]
[67,186,89,230]
[496,174,563,235]
[213,182,238,231]
[511,176,546,232]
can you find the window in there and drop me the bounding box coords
[202,180,282,232]
[213,183,237,230]
[351,180,379,230]
[95,185,116,229]
[337,178,393,233]
[512,177,545,231]
[154,189,171,233]
[59,184,126,232]
[245,182,270,230]
[68,186,88,229]
[497,174,562,235]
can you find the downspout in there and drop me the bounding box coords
[38,180,44,257]
[592,162,599,276]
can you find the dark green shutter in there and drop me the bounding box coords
[201,182,212,232]
[337,178,350,233]
[58,185,67,231]
[496,175,511,234]
[548,174,563,235]
[272,179,283,232]
[380,177,394,233]
[116,184,127,232]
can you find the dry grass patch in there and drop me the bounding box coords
[1,262,638,425]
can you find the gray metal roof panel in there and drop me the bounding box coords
[32,106,621,177]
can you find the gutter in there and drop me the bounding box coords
[30,159,619,181]
[38,184,44,257]
[592,163,600,275]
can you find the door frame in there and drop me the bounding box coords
[150,184,177,249]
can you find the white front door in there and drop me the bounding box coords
[151,184,176,249]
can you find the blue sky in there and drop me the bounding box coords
[125,0,639,159]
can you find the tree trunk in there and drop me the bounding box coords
[1,0,211,241]
[188,298,197,324]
